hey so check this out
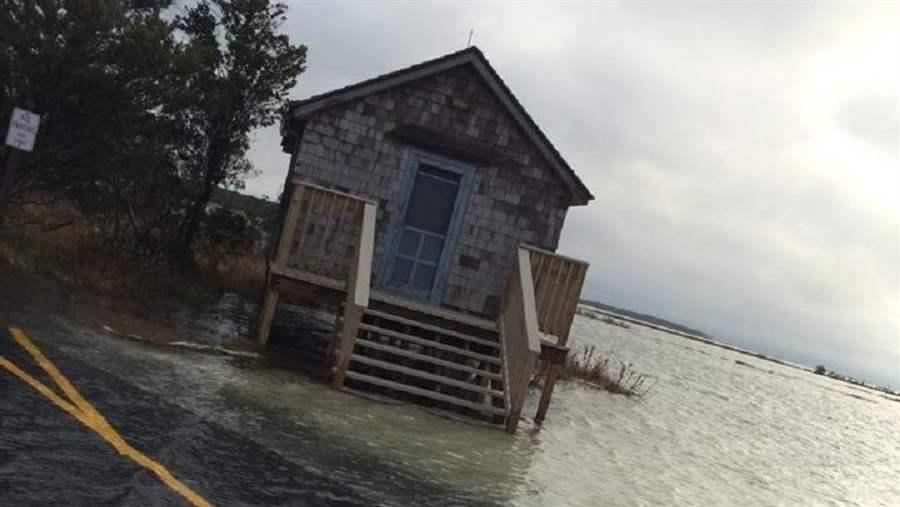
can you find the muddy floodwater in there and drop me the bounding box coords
[3,290,899,506]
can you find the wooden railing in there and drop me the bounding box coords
[274,180,376,282]
[258,180,376,348]
[497,245,590,430]
[524,245,589,346]
[499,247,542,433]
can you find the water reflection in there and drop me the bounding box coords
[6,296,899,506]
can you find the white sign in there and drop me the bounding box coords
[5,107,40,152]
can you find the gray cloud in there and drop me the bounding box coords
[244,1,899,388]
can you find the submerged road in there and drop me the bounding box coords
[0,268,514,506]
[0,326,372,506]
[5,284,899,506]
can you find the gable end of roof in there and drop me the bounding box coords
[286,47,594,205]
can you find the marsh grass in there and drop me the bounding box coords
[0,201,266,304]
[552,345,654,397]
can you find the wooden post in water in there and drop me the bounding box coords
[534,364,560,425]
[256,284,280,345]
[534,340,569,425]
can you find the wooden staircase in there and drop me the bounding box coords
[340,305,507,423]
[258,180,589,432]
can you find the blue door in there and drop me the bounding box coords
[383,153,472,303]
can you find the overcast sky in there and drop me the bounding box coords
[243,1,899,388]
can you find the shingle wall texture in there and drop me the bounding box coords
[290,64,571,317]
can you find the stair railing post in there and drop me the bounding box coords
[332,201,376,389]
[501,246,541,433]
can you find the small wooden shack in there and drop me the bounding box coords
[258,47,593,432]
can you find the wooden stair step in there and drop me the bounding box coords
[364,309,499,349]
[369,290,497,332]
[349,354,504,398]
[358,323,501,365]
[355,339,502,381]
[344,371,507,416]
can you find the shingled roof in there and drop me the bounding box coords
[285,46,594,205]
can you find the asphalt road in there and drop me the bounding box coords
[0,327,370,506]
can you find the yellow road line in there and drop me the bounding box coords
[1,328,213,507]
[0,357,94,427]
[8,328,105,427]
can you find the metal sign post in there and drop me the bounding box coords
[0,107,41,222]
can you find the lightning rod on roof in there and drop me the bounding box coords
[467,29,474,48]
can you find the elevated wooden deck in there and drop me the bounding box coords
[268,264,496,331]
[257,180,588,432]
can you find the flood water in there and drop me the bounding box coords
[3,298,899,506]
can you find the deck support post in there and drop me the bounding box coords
[534,340,568,425]
[255,185,306,346]
[534,363,560,425]
[332,305,363,389]
[256,286,279,345]
[325,313,343,368]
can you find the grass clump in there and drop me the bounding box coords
[556,345,654,397]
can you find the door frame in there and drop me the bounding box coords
[377,148,475,304]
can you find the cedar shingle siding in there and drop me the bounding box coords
[289,64,572,316]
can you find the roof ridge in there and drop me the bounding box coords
[288,46,483,110]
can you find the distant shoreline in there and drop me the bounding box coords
[577,304,900,400]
